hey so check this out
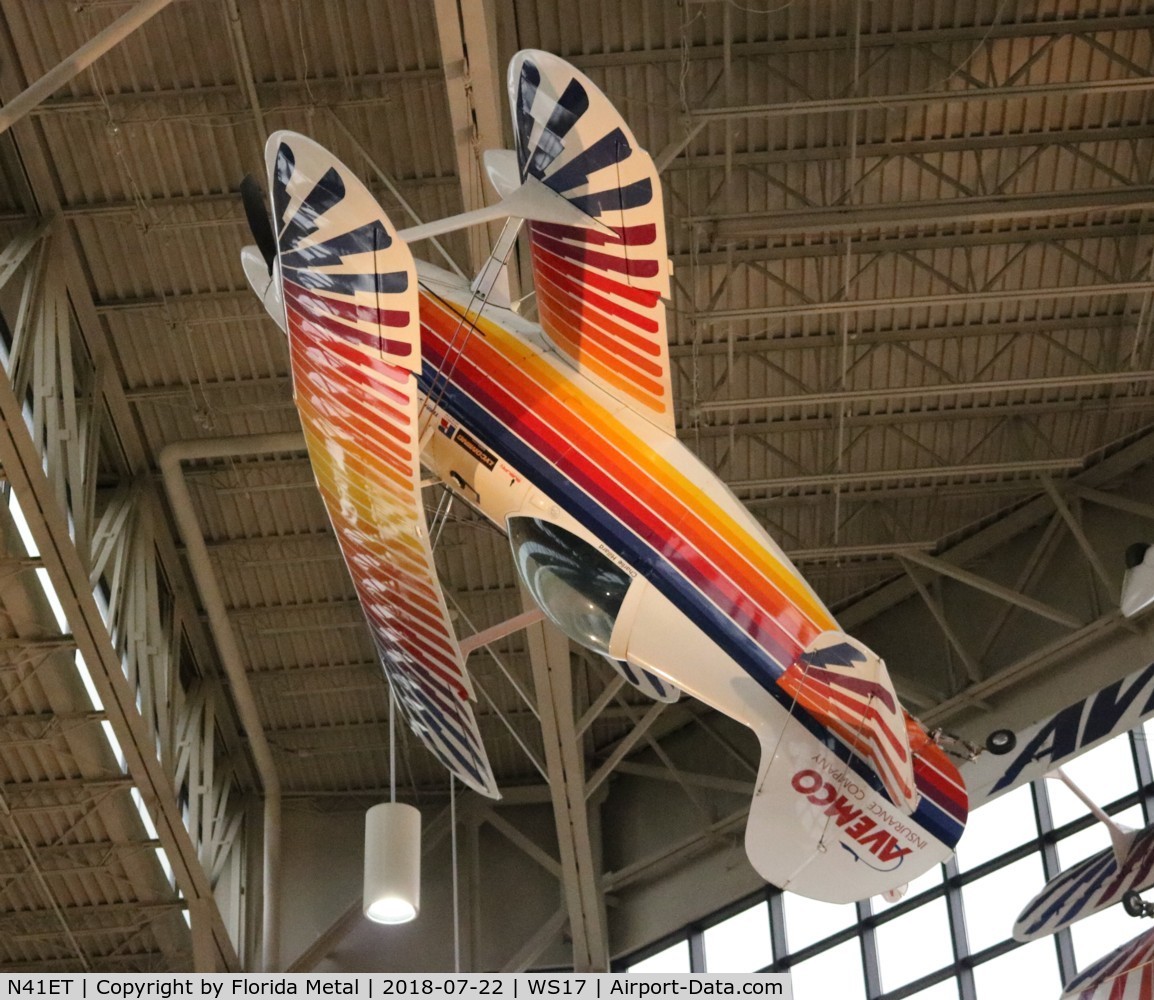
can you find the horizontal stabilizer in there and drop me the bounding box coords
[779,631,919,813]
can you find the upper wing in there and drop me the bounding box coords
[508,49,675,435]
[267,130,498,798]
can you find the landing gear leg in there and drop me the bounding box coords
[928,728,983,762]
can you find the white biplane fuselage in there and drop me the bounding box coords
[242,49,967,903]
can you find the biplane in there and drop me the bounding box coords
[953,658,1154,997]
[1016,766,1154,999]
[238,49,968,903]
[1061,928,1154,1000]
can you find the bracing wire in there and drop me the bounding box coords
[415,216,524,444]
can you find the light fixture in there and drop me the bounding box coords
[1122,542,1154,618]
[363,801,421,924]
[364,688,420,925]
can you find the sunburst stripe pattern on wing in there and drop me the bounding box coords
[534,244,662,350]
[1016,826,1154,940]
[510,49,675,433]
[1063,926,1154,999]
[270,131,497,797]
[289,324,493,790]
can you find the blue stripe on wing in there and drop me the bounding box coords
[282,267,409,296]
[516,59,588,181]
[280,219,393,269]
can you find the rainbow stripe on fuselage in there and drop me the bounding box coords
[415,275,966,850]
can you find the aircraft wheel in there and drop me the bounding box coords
[986,729,1017,755]
[1124,890,1146,917]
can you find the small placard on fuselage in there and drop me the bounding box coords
[451,427,498,471]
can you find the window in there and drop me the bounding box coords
[620,726,1154,998]
[962,853,1046,953]
[953,782,1035,870]
[789,938,866,1000]
[702,903,772,972]
[781,893,858,952]
[970,938,1062,998]
[874,895,954,991]
[1048,736,1138,827]
[627,940,690,974]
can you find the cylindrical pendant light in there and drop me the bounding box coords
[364,689,420,924]
[363,801,421,924]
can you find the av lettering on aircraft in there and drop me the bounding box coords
[792,769,916,870]
[991,660,1154,794]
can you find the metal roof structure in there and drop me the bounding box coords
[2,0,1154,975]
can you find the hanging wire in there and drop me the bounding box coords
[832,0,863,550]
[389,685,396,804]
[451,774,461,973]
[415,216,523,444]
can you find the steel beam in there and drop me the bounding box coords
[160,435,306,971]
[0,218,236,973]
[696,280,1154,325]
[899,550,1083,629]
[687,75,1154,124]
[841,430,1154,631]
[432,0,506,279]
[684,188,1154,240]
[666,124,1154,171]
[675,220,1154,267]
[672,314,1133,357]
[479,809,563,880]
[0,953,168,972]
[221,0,267,156]
[697,368,1154,415]
[729,459,1082,495]
[602,807,750,892]
[33,70,440,120]
[611,762,755,797]
[499,907,567,973]
[0,0,176,136]
[585,702,667,798]
[523,601,609,972]
[570,15,1154,69]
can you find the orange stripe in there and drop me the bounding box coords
[537,294,667,406]
[534,276,666,376]
[422,295,834,639]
